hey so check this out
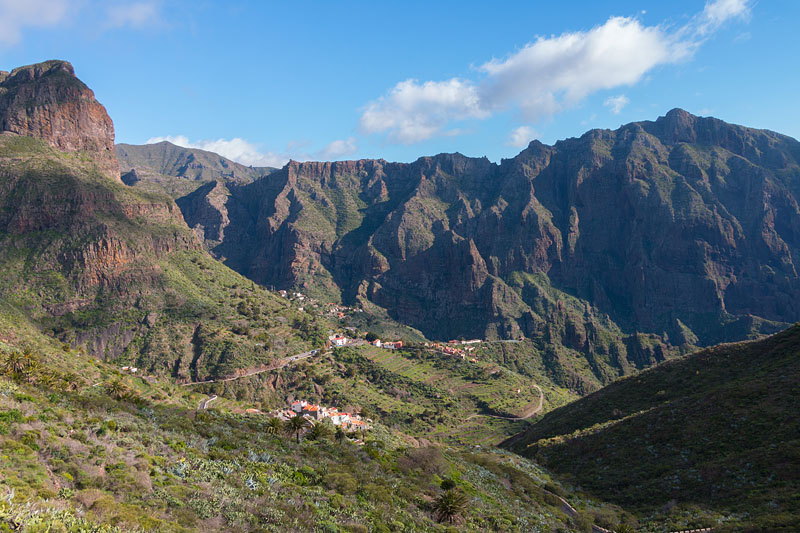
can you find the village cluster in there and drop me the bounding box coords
[276,290,363,320]
[328,334,403,350]
[424,339,482,361]
[273,400,371,432]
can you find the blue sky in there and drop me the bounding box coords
[0,0,798,167]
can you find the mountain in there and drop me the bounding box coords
[125,109,800,387]
[0,60,119,181]
[505,323,800,530]
[0,61,325,381]
[116,141,274,197]
[0,60,636,533]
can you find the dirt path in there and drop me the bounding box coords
[180,349,321,386]
[464,383,543,421]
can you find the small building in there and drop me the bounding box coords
[371,339,382,347]
[291,400,308,413]
[330,336,348,347]
[302,404,323,420]
[382,341,403,350]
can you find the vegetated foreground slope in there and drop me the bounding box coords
[0,317,632,532]
[126,109,800,353]
[0,62,327,381]
[506,324,800,530]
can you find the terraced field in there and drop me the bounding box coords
[363,347,542,415]
[348,346,549,445]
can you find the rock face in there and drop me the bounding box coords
[151,109,800,349]
[0,60,119,181]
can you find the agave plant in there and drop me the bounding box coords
[433,489,469,524]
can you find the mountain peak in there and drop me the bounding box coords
[650,108,700,143]
[0,59,119,181]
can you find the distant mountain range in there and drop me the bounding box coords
[1,57,798,532]
[122,108,800,364]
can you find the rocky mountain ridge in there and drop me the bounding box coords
[0,61,324,380]
[135,110,800,355]
[0,60,119,181]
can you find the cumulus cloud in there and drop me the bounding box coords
[105,1,161,29]
[506,126,538,148]
[359,78,488,143]
[145,135,360,167]
[604,95,630,114]
[479,17,678,121]
[360,1,751,143]
[316,137,357,160]
[146,135,290,168]
[0,0,70,45]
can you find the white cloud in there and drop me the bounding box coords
[145,135,290,168]
[479,17,678,120]
[360,1,751,144]
[506,126,538,148]
[316,137,357,160]
[359,78,488,144]
[105,1,161,29]
[699,0,750,34]
[604,94,630,114]
[144,135,360,166]
[0,0,70,46]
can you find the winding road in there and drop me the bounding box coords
[198,394,218,410]
[465,383,544,421]
[181,348,323,387]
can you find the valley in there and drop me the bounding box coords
[0,58,797,532]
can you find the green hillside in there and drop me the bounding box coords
[0,133,326,380]
[0,330,633,532]
[507,324,800,531]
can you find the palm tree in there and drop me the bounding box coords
[307,421,331,441]
[433,489,469,524]
[284,415,310,444]
[104,378,129,400]
[2,349,38,381]
[265,417,283,436]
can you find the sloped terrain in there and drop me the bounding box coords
[129,110,800,352]
[506,324,800,530]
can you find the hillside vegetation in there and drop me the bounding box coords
[507,324,800,531]
[0,133,327,380]
[0,333,632,532]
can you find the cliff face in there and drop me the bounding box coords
[158,110,800,351]
[0,62,322,381]
[0,60,119,181]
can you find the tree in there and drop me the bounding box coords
[365,332,379,342]
[308,421,332,441]
[104,378,129,401]
[334,426,346,441]
[2,349,39,382]
[265,417,283,436]
[433,489,469,524]
[284,415,310,444]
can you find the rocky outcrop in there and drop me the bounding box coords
[0,60,119,181]
[131,110,800,356]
